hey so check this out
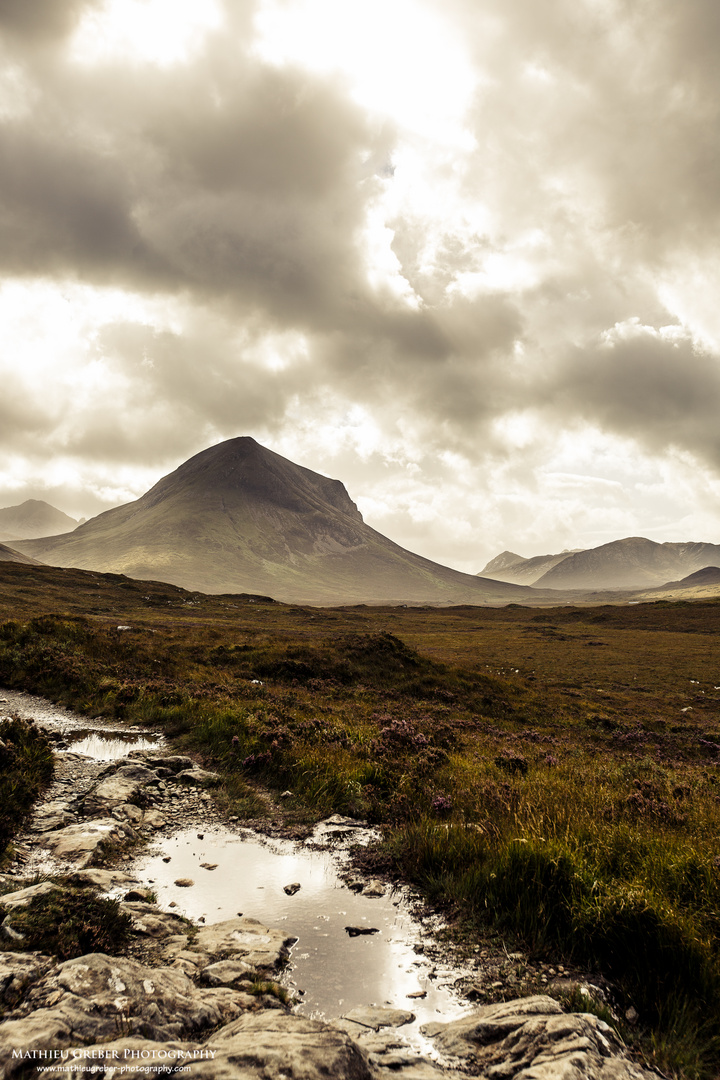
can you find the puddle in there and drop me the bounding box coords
[0,688,164,759]
[133,825,471,1040]
[62,729,162,760]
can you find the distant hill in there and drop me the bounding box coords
[0,542,43,565]
[0,499,77,542]
[532,537,720,590]
[15,438,537,606]
[479,549,584,585]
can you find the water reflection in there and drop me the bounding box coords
[63,729,161,760]
[133,826,470,1032]
[0,688,163,759]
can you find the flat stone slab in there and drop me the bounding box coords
[175,768,221,787]
[198,1011,374,1079]
[67,868,139,890]
[42,819,132,867]
[0,881,57,909]
[200,960,254,987]
[194,917,296,970]
[123,902,191,939]
[82,767,154,815]
[342,1006,416,1031]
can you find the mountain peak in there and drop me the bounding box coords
[14,438,530,604]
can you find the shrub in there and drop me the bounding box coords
[2,887,132,959]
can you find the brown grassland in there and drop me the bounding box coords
[0,562,719,1077]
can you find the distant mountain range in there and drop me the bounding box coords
[13,438,535,606]
[0,499,78,542]
[480,537,720,590]
[7,443,720,604]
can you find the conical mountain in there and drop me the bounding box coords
[16,438,530,605]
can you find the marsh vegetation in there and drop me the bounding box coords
[0,563,719,1076]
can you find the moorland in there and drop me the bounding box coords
[1,560,719,1077]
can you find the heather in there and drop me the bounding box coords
[0,563,719,1076]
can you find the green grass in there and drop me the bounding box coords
[0,886,132,960]
[0,716,54,858]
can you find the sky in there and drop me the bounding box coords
[1,0,719,573]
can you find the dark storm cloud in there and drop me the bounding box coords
[549,330,720,465]
[0,0,99,42]
[2,0,720,510]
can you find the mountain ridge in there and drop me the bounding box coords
[15,438,537,606]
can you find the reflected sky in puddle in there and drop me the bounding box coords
[133,826,470,1033]
[0,688,164,759]
[63,729,162,760]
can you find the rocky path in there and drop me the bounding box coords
[0,702,658,1079]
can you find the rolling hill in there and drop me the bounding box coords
[14,438,537,606]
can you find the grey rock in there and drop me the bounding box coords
[422,996,655,1079]
[0,951,54,1007]
[82,768,153,815]
[123,902,189,939]
[175,768,221,787]
[200,960,254,987]
[0,881,57,909]
[0,953,253,1077]
[67,868,139,889]
[194,917,296,970]
[113,802,144,824]
[144,754,198,772]
[196,1011,373,1079]
[363,879,387,897]
[43,819,131,867]
[30,801,78,833]
[342,1006,416,1031]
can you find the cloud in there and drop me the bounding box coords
[0,0,100,42]
[1,0,720,568]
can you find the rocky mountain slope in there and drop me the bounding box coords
[479,549,583,585]
[0,499,77,542]
[14,438,532,606]
[533,537,720,590]
[481,538,720,591]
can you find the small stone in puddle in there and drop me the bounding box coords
[124,888,153,902]
[200,862,218,870]
[162,857,171,863]
[363,879,386,897]
[284,882,301,895]
[407,991,427,999]
[174,878,194,887]
[197,833,204,839]
[345,926,380,937]
[169,902,177,907]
